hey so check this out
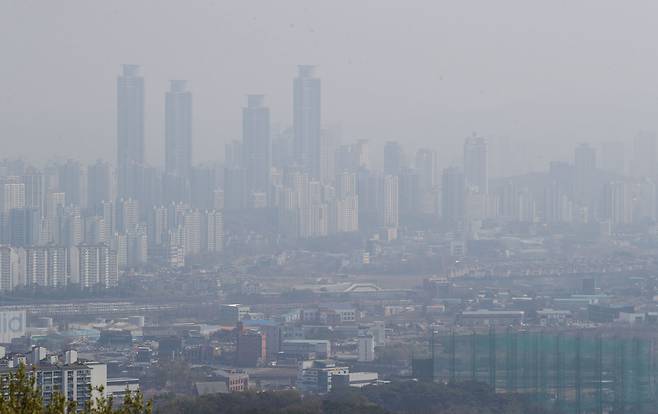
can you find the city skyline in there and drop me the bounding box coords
[5,57,658,185]
[6,3,658,413]
[5,1,658,168]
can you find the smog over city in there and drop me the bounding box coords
[1,1,658,413]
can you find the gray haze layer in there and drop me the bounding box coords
[2,0,658,169]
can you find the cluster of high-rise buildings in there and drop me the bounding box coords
[3,63,658,292]
[0,67,222,290]
[112,64,402,242]
[454,137,658,234]
[0,171,120,291]
[432,136,658,240]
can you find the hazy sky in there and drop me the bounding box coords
[3,0,658,170]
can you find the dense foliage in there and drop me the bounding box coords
[155,381,551,414]
[351,381,550,414]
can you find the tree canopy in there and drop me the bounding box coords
[155,380,552,414]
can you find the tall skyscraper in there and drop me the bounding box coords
[117,64,145,200]
[242,95,271,204]
[293,65,321,179]
[463,135,488,194]
[165,80,192,180]
[163,81,192,204]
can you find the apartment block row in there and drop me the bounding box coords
[0,244,118,291]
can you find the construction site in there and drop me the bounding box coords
[412,327,658,414]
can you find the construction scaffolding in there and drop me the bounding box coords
[416,328,658,414]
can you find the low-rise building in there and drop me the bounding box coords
[215,369,249,392]
[332,372,379,388]
[281,339,331,359]
[219,304,250,325]
[458,310,524,326]
[236,326,266,367]
[106,377,139,401]
[297,360,349,394]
